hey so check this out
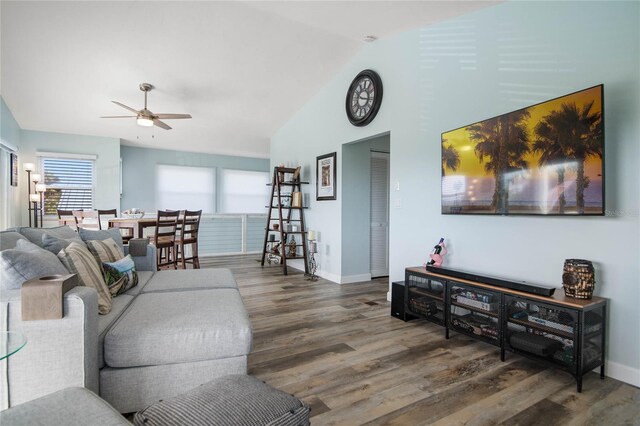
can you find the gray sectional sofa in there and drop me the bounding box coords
[0,227,252,413]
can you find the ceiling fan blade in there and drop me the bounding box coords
[112,101,140,114]
[153,114,192,119]
[153,119,172,130]
[100,115,137,118]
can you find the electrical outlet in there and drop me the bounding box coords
[395,181,400,191]
[394,198,402,209]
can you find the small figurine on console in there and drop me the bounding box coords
[427,237,447,267]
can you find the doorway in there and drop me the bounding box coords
[370,151,389,278]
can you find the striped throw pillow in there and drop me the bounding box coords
[86,238,125,264]
[58,242,112,315]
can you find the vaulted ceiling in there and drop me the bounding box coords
[1,1,496,158]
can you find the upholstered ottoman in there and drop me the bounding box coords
[101,288,252,412]
[133,375,310,426]
[0,387,131,426]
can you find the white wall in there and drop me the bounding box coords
[271,1,640,384]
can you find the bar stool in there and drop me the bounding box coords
[175,210,202,269]
[153,210,180,270]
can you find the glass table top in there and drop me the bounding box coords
[0,331,27,360]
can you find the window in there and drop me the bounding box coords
[220,169,270,214]
[156,165,215,213]
[41,156,95,215]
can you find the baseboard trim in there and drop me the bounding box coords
[340,274,372,284]
[286,261,342,284]
[602,361,640,388]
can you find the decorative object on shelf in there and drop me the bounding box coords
[316,152,337,201]
[23,163,45,227]
[306,230,318,281]
[287,236,297,258]
[273,223,279,231]
[427,237,447,266]
[10,153,18,187]
[562,259,595,299]
[122,208,145,219]
[345,69,383,127]
[291,191,302,208]
[292,166,301,182]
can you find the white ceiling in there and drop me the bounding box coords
[1,1,497,158]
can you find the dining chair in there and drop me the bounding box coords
[73,210,100,230]
[175,210,202,269]
[98,209,133,243]
[57,209,79,230]
[152,210,180,270]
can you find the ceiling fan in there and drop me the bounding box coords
[101,83,191,130]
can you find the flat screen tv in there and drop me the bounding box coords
[441,85,604,216]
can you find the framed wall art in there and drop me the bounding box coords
[316,152,336,201]
[10,153,18,187]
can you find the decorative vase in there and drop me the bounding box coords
[562,259,595,299]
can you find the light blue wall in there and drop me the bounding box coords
[1,97,21,150]
[341,134,390,278]
[120,145,269,213]
[1,97,22,227]
[272,2,640,381]
[20,130,121,224]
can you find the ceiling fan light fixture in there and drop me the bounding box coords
[137,116,153,127]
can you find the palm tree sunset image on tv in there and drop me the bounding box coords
[441,85,604,215]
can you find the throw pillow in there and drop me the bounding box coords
[102,255,138,296]
[17,226,80,248]
[0,230,28,251]
[0,240,68,291]
[78,228,124,253]
[58,242,112,315]
[86,238,125,264]
[42,234,84,254]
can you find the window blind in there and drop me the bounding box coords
[41,157,94,214]
[220,169,270,214]
[156,164,215,213]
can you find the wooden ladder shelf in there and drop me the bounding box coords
[260,167,309,275]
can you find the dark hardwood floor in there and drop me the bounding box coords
[201,255,640,425]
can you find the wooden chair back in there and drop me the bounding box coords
[154,210,181,270]
[74,210,100,230]
[57,209,78,230]
[97,209,117,230]
[180,210,202,243]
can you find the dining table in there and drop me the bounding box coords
[108,217,158,239]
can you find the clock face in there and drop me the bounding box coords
[345,70,383,126]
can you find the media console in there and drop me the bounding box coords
[426,265,556,297]
[399,266,608,392]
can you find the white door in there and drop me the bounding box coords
[370,151,390,278]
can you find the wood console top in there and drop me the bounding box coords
[407,266,606,309]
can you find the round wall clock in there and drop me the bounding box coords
[345,69,383,127]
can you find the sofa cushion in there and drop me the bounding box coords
[141,268,237,293]
[0,387,131,426]
[102,255,138,296]
[0,240,69,291]
[79,228,124,253]
[58,242,112,315]
[98,294,136,369]
[41,234,83,254]
[17,226,79,247]
[0,230,27,251]
[104,289,252,368]
[133,374,309,426]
